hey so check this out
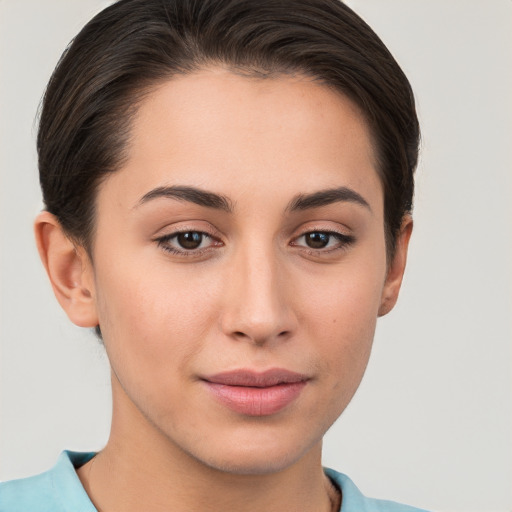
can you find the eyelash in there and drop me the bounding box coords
[290,230,355,255]
[154,229,355,258]
[155,229,222,257]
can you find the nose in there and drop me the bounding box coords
[220,243,297,346]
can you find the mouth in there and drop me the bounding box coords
[202,369,309,416]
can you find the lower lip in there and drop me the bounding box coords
[204,381,307,416]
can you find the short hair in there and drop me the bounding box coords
[38,0,420,258]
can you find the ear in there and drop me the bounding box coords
[34,211,99,328]
[378,216,413,317]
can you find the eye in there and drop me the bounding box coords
[174,231,207,250]
[155,230,221,255]
[291,230,354,252]
[303,232,332,249]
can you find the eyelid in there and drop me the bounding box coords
[153,224,224,257]
[291,230,354,247]
[289,225,356,255]
[153,220,222,241]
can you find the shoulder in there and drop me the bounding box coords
[0,470,56,512]
[0,451,97,512]
[324,468,430,512]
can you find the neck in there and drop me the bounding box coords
[77,376,339,512]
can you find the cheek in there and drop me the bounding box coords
[92,256,221,374]
[301,261,384,338]
[296,253,386,381]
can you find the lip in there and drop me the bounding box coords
[202,369,309,416]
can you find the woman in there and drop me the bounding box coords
[1,0,425,510]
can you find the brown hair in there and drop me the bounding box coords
[38,0,420,258]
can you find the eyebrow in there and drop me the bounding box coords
[136,185,233,212]
[288,186,371,212]
[136,184,370,214]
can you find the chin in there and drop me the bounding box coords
[200,449,303,476]
[185,430,321,476]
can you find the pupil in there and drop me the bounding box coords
[306,232,329,249]
[178,232,202,249]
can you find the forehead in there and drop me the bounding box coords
[99,67,382,214]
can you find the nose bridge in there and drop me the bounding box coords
[221,238,294,344]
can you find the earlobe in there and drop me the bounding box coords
[378,216,413,317]
[34,211,99,328]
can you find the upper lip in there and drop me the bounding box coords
[203,368,309,387]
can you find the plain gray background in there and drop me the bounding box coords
[1,1,511,511]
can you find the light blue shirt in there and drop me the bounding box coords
[0,451,429,511]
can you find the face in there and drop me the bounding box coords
[73,68,405,474]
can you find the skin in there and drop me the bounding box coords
[35,67,412,512]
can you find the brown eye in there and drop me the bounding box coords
[176,231,203,249]
[305,232,330,249]
[156,230,222,256]
[291,230,355,254]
